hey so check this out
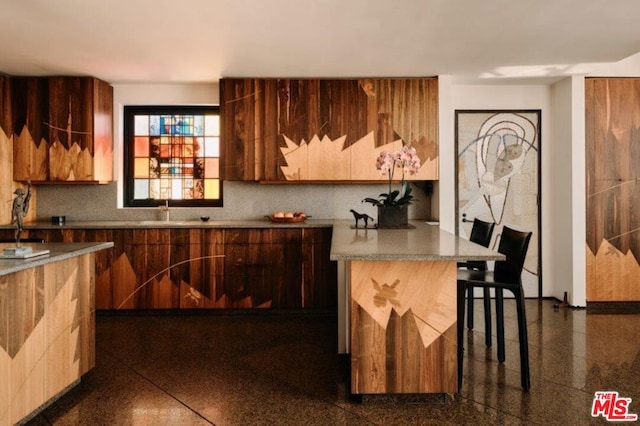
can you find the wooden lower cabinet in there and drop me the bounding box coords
[3,227,336,310]
[1,252,97,426]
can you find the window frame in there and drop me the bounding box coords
[123,105,223,208]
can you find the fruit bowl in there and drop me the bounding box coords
[266,212,309,223]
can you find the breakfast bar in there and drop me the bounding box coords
[330,220,503,395]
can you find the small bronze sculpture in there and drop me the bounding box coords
[350,209,374,229]
[11,181,31,247]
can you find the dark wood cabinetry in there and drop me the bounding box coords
[585,78,640,301]
[221,77,438,182]
[12,77,48,180]
[1,75,15,225]
[3,226,337,310]
[13,76,113,183]
[0,75,12,137]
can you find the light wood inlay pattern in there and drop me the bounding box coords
[585,78,640,301]
[0,251,98,426]
[221,78,438,181]
[12,76,113,183]
[350,260,457,394]
[0,226,336,310]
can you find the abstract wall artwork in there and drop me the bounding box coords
[455,110,540,297]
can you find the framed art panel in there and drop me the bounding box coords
[455,110,541,297]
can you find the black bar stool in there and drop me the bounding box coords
[457,226,533,391]
[457,218,495,347]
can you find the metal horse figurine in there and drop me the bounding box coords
[350,209,374,229]
[11,181,31,246]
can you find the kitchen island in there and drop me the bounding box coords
[0,242,114,426]
[330,220,503,395]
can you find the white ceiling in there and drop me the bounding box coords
[1,0,639,84]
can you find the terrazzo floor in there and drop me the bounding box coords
[25,299,640,425]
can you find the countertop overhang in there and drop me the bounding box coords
[5,219,334,229]
[0,242,115,276]
[329,220,504,262]
[2,219,504,264]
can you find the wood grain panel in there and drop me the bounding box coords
[92,77,114,182]
[586,78,640,301]
[201,228,225,308]
[1,253,96,425]
[11,76,113,183]
[43,255,93,400]
[85,229,115,310]
[0,76,14,227]
[221,78,438,181]
[48,77,92,151]
[349,259,457,394]
[220,78,257,180]
[3,226,336,311]
[261,80,280,180]
[280,229,302,308]
[0,75,12,136]
[170,228,198,305]
[12,77,48,181]
[302,228,336,309]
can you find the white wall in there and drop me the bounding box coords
[549,77,586,306]
[112,83,220,207]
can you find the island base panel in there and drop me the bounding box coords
[349,260,457,394]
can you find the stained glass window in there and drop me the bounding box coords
[124,106,222,207]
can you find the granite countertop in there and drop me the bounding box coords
[0,242,115,276]
[1,219,335,230]
[329,220,505,262]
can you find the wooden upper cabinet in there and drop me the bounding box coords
[0,75,12,137]
[13,76,113,183]
[1,75,14,226]
[221,78,439,182]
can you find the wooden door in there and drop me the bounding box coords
[455,110,541,297]
[585,78,640,301]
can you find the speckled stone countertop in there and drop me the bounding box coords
[0,242,115,276]
[329,220,504,261]
[1,219,334,230]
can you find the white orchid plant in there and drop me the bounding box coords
[363,145,421,207]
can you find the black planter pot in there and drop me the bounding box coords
[377,205,408,228]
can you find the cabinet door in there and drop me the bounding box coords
[12,77,49,181]
[0,76,14,224]
[585,78,640,301]
[272,228,301,308]
[171,228,222,309]
[55,228,117,310]
[221,229,278,307]
[111,228,175,309]
[12,76,113,183]
[48,77,113,182]
[302,228,337,309]
[221,78,439,182]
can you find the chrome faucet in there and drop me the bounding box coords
[160,200,170,221]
